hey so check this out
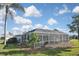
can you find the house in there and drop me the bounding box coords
[17,29,69,48]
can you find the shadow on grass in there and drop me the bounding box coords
[3,43,18,49]
[77,54,79,56]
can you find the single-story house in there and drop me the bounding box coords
[16,29,69,48]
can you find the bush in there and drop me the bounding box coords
[28,33,39,48]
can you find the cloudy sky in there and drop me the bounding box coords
[0,3,79,35]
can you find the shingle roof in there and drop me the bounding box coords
[29,28,67,35]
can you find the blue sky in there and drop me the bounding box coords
[0,3,79,35]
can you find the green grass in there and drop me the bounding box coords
[69,39,79,47]
[0,39,79,56]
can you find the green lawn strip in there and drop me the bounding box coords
[0,48,30,56]
[0,39,79,56]
[57,48,79,56]
[0,47,79,56]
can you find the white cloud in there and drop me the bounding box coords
[0,8,5,16]
[0,26,4,35]
[72,6,79,14]
[0,26,3,30]
[12,25,33,35]
[0,7,16,21]
[9,8,16,16]
[0,8,5,27]
[24,5,42,17]
[0,7,16,19]
[33,24,50,29]
[0,8,5,20]
[57,28,77,35]
[56,28,70,34]
[0,20,4,24]
[14,16,32,25]
[43,25,49,29]
[48,18,57,25]
[12,27,22,35]
[12,24,50,35]
[21,25,33,32]
[12,27,20,31]
[34,24,43,29]
[56,4,71,15]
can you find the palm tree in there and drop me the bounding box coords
[0,3,25,45]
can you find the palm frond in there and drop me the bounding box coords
[10,3,25,13]
[8,11,14,20]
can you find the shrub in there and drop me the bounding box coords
[28,33,39,48]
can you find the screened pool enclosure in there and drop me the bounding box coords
[24,29,69,48]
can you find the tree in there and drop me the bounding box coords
[0,3,25,45]
[68,15,79,40]
[28,33,39,48]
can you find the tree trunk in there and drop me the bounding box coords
[4,5,8,45]
[34,43,35,49]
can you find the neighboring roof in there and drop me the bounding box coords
[29,28,68,35]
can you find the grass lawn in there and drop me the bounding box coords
[0,39,79,56]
